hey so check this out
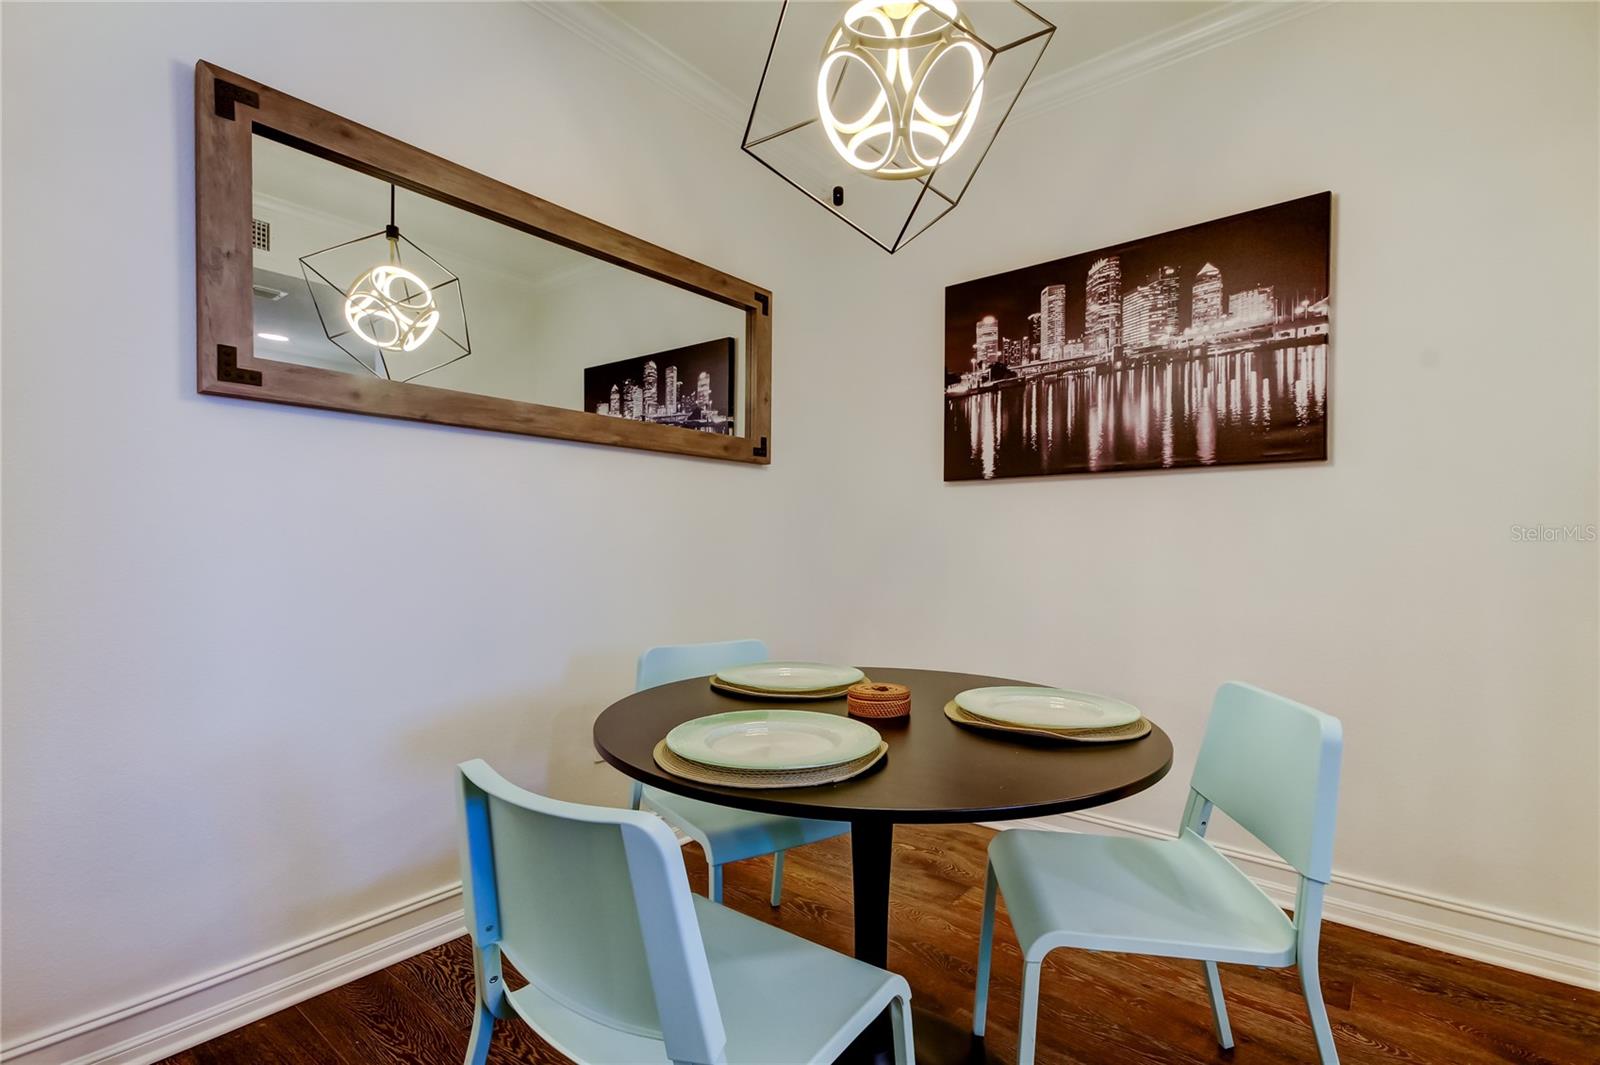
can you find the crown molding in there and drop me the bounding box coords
[1011,1,1331,122]
[524,0,749,130]
[525,1,1329,134]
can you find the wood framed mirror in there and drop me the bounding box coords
[195,61,772,464]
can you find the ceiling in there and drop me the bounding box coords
[597,1,1231,107]
[252,2,1262,277]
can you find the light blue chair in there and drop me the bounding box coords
[457,759,914,1065]
[973,682,1343,1065]
[631,640,851,906]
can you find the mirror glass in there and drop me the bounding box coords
[250,134,748,436]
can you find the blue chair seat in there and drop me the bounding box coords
[989,828,1295,968]
[642,785,851,865]
[698,896,909,1063]
[504,897,907,1064]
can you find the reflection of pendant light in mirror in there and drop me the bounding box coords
[298,184,471,382]
[817,0,985,180]
[344,186,440,353]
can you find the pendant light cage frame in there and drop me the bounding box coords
[298,191,472,383]
[743,0,1055,254]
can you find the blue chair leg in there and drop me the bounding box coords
[1017,960,1043,1065]
[708,863,723,903]
[973,864,998,1037]
[629,780,643,810]
[464,998,493,1065]
[1300,943,1339,1062]
[890,992,914,1065]
[1297,880,1339,1063]
[770,850,786,907]
[1202,961,1234,1049]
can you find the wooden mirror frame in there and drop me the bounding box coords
[195,61,772,464]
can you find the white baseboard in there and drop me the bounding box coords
[981,812,1600,992]
[0,884,466,1065]
[7,818,1595,1065]
[0,814,680,1065]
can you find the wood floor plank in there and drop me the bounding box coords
[296,967,469,1065]
[181,1005,344,1065]
[389,938,564,1064]
[156,823,1600,1065]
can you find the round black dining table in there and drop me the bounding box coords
[593,667,1173,1065]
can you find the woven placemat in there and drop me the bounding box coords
[709,677,853,701]
[654,740,887,789]
[944,701,1151,743]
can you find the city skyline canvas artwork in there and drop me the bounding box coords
[944,192,1331,481]
[585,337,737,436]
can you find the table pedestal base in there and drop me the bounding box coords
[838,1006,1001,1065]
[844,822,1002,1065]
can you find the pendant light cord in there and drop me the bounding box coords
[386,184,400,264]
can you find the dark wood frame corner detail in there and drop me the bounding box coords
[194,60,774,465]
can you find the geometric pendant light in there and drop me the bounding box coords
[743,0,1054,253]
[299,185,471,381]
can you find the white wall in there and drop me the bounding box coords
[0,3,855,1057]
[2,1,1596,1060]
[830,0,1600,966]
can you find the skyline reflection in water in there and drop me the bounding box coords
[946,344,1327,480]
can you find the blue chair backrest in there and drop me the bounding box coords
[637,639,770,691]
[1189,682,1342,884]
[457,760,727,1062]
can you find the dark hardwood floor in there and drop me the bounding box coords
[158,824,1600,1064]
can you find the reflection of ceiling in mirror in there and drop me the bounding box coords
[248,133,746,432]
[250,136,604,290]
[252,267,361,373]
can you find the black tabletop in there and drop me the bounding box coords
[593,667,1173,824]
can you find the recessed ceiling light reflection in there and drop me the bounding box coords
[256,332,289,342]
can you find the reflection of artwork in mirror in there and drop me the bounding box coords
[583,338,736,436]
[249,133,747,423]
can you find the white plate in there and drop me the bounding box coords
[953,687,1141,730]
[664,709,881,771]
[713,661,865,693]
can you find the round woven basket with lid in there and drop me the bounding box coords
[847,681,911,720]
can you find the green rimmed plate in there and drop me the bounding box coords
[713,661,865,693]
[954,686,1141,730]
[664,709,881,771]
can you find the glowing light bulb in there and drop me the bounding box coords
[817,0,986,181]
[343,261,439,353]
